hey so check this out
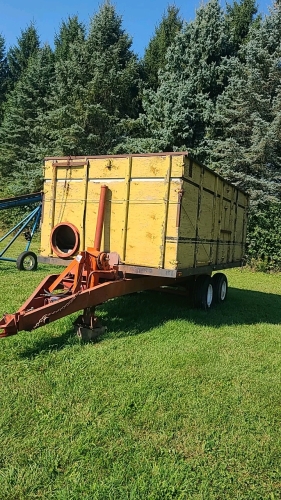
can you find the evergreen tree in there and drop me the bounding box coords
[54,16,86,61]
[247,201,281,270]
[43,16,88,155]
[143,5,183,90]
[46,2,141,156]
[85,1,141,122]
[208,5,281,203]
[226,0,260,52]
[0,34,8,122]
[0,45,55,194]
[7,24,40,86]
[120,0,231,156]
[44,36,88,155]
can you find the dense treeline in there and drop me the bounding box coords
[0,0,280,268]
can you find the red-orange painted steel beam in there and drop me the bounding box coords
[0,274,174,337]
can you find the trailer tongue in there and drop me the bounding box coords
[0,248,172,339]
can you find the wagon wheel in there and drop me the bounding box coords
[212,273,228,304]
[193,275,213,310]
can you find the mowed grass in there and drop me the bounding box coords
[0,260,281,499]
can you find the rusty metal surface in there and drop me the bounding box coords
[0,251,244,338]
[118,261,243,278]
[50,222,80,258]
[0,271,174,337]
[37,256,69,266]
[46,152,189,160]
[52,159,89,167]
[37,257,243,278]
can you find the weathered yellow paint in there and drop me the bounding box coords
[41,153,249,270]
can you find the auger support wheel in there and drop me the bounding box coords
[16,251,38,271]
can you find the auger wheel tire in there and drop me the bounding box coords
[16,251,38,271]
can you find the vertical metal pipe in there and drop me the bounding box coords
[94,185,108,251]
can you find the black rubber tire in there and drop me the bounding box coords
[193,275,213,310]
[16,251,38,271]
[212,273,228,304]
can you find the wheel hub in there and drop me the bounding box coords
[207,283,213,307]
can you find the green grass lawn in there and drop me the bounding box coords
[0,261,280,499]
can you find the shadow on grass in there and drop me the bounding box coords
[19,286,281,358]
[100,286,281,333]
[17,327,80,359]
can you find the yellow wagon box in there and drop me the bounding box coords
[0,152,250,337]
[40,152,249,277]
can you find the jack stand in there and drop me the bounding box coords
[74,307,107,341]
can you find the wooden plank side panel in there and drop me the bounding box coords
[196,187,216,267]
[124,155,181,269]
[215,181,248,265]
[41,161,57,256]
[53,181,84,228]
[179,159,248,268]
[203,169,216,194]
[41,154,249,269]
[176,180,198,269]
[42,163,84,256]
[127,153,184,179]
[233,206,247,260]
[164,179,182,269]
[181,159,219,268]
[216,179,232,264]
[41,178,85,256]
[88,157,128,179]
[125,180,169,267]
[54,164,86,181]
[41,156,179,266]
[238,190,248,207]
[85,181,125,253]
[43,159,53,181]
[198,190,215,239]
[178,162,218,269]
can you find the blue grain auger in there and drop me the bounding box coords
[0,192,42,270]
